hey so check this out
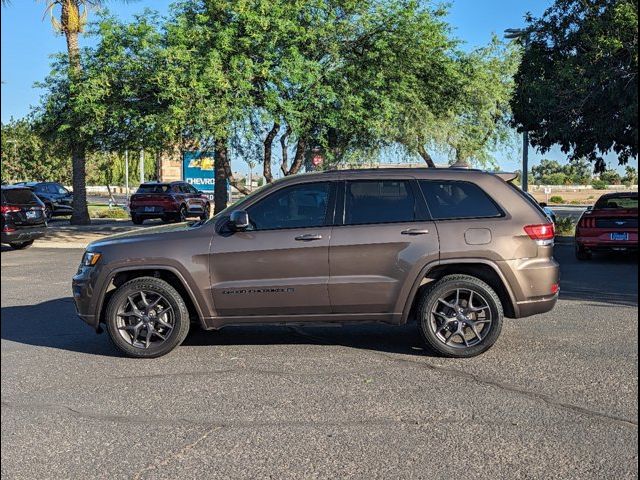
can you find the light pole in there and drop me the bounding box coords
[505,27,531,192]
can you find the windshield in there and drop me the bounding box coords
[55,185,70,195]
[595,195,638,210]
[210,182,274,220]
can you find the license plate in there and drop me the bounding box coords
[26,210,38,219]
[610,232,629,241]
[144,207,156,213]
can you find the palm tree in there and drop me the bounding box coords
[39,1,90,223]
[40,1,133,224]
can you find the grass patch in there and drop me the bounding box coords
[549,195,565,204]
[88,205,129,219]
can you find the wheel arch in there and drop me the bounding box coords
[98,266,205,329]
[402,259,518,323]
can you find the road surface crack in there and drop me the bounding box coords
[289,327,638,429]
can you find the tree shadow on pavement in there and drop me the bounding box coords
[1,297,436,357]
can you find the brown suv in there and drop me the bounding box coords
[73,168,559,358]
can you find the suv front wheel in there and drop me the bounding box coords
[417,275,503,358]
[105,277,190,358]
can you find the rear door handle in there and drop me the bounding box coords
[401,228,430,236]
[295,234,323,241]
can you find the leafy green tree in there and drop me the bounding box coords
[1,118,71,184]
[622,166,638,186]
[531,159,563,184]
[599,169,622,185]
[425,37,520,167]
[511,0,638,172]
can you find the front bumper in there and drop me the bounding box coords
[72,265,104,330]
[1,226,46,244]
[52,203,73,215]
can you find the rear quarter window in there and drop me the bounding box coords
[420,180,503,220]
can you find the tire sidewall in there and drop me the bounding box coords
[105,277,190,358]
[418,276,503,358]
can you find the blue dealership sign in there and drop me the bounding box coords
[183,151,215,192]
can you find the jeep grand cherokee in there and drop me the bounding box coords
[73,168,559,358]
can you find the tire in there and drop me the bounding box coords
[200,203,211,221]
[9,240,34,250]
[177,205,188,222]
[161,214,172,223]
[417,274,504,358]
[575,244,591,261]
[44,204,53,221]
[131,214,143,225]
[105,277,190,358]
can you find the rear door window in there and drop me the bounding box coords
[419,181,503,220]
[1,189,41,205]
[344,180,417,225]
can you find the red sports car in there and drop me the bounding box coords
[129,182,211,225]
[575,192,638,260]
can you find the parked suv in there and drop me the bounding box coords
[129,182,211,224]
[15,181,73,220]
[1,186,47,249]
[73,169,559,358]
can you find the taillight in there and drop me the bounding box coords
[1,205,21,214]
[579,216,596,228]
[524,223,555,241]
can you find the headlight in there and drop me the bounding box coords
[81,251,102,267]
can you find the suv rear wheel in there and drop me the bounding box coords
[417,274,503,358]
[105,277,190,358]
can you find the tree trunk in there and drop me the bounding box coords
[280,126,292,176]
[213,138,251,214]
[214,139,230,214]
[286,137,307,176]
[417,144,437,168]
[70,143,90,224]
[263,122,280,183]
[63,3,90,224]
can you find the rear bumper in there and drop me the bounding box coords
[516,293,559,318]
[576,236,638,252]
[1,226,46,244]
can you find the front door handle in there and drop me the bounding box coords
[295,234,323,242]
[401,228,430,236]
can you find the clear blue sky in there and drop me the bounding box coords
[1,0,635,173]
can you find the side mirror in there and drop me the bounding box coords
[229,210,250,231]
[539,202,548,208]
[586,205,594,211]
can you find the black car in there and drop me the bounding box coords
[15,181,73,220]
[1,186,47,249]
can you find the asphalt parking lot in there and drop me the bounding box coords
[1,244,638,479]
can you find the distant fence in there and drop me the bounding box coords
[530,184,638,192]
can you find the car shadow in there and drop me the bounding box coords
[1,297,436,358]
